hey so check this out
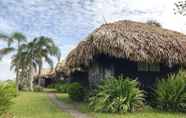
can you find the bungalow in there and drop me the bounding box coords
[34,68,57,87]
[57,20,186,91]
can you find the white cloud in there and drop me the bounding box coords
[0,58,15,80]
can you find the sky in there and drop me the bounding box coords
[0,0,185,80]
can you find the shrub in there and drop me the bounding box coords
[47,84,56,89]
[0,82,16,115]
[33,85,43,92]
[153,70,186,112]
[67,82,85,101]
[55,83,70,93]
[3,81,17,97]
[89,76,144,113]
[146,20,162,27]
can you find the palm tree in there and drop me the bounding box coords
[33,36,61,76]
[0,32,27,59]
[0,32,27,91]
[30,36,61,89]
[11,36,61,91]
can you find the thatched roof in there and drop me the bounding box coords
[60,20,186,74]
[35,68,56,79]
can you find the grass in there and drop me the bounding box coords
[8,92,72,118]
[57,93,186,118]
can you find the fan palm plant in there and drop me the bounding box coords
[11,36,61,91]
[0,32,27,92]
[0,32,26,59]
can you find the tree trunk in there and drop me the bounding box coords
[16,71,19,92]
[30,67,34,91]
[38,68,41,86]
[28,66,34,91]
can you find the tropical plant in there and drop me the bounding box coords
[32,36,61,78]
[146,20,162,27]
[0,81,16,115]
[11,36,61,91]
[0,32,27,91]
[67,82,85,101]
[33,85,43,92]
[89,76,144,113]
[55,83,70,93]
[174,0,186,16]
[153,70,186,112]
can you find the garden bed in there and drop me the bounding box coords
[57,93,186,118]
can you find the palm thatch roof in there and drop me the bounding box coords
[35,68,56,79]
[59,20,186,75]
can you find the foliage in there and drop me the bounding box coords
[67,82,85,101]
[89,76,144,113]
[174,1,186,16]
[0,81,17,115]
[153,70,186,112]
[55,83,70,93]
[11,36,61,91]
[33,85,43,92]
[146,20,162,27]
[0,32,26,59]
[58,94,186,118]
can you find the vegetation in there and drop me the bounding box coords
[9,92,72,118]
[67,82,85,101]
[89,76,144,113]
[0,32,26,59]
[33,85,43,92]
[58,93,186,118]
[146,20,162,27]
[0,81,17,115]
[11,36,61,91]
[153,70,186,112]
[174,0,186,16]
[0,32,27,91]
[55,83,70,93]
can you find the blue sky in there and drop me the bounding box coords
[0,0,185,80]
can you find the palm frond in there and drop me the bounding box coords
[0,47,15,57]
[0,33,9,42]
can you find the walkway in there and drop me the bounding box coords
[48,93,93,118]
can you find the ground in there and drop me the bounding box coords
[9,92,72,118]
[6,91,186,118]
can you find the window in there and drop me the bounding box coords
[137,63,160,72]
[138,63,148,71]
[149,64,160,72]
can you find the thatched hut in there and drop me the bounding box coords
[58,20,186,90]
[34,68,57,87]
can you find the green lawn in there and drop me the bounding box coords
[9,92,72,118]
[57,93,186,118]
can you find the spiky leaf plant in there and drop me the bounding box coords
[89,76,144,113]
[153,70,186,112]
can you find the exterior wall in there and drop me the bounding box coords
[70,71,89,87]
[88,63,115,88]
[88,64,103,88]
[87,55,180,91]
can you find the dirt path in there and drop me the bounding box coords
[48,93,93,118]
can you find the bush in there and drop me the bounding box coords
[153,70,186,112]
[33,85,43,92]
[67,82,85,101]
[0,81,16,115]
[55,83,70,93]
[47,84,56,89]
[89,76,144,113]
